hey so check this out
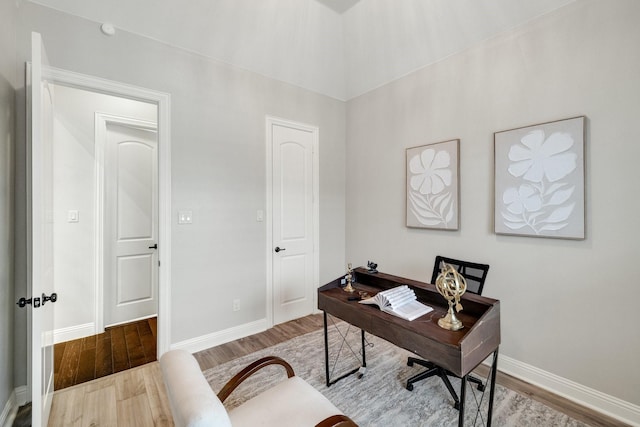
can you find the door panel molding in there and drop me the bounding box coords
[42,65,172,356]
[265,116,319,327]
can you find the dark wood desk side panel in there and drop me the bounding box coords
[460,302,501,374]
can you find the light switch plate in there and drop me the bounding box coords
[256,210,264,222]
[178,210,193,224]
[67,210,79,223]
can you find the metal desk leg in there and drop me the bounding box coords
[324,311,330,387]
[486,349,499,427]
[361,329,366,368]
[457,348,499,427]
[323,311,367,386]
[458,375,467,427]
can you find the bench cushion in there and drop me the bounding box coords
[228,376,343,427]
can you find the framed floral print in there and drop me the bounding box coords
[406,139,459,230]
[494,116,585,239]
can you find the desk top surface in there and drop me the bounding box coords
[318,267,500,377]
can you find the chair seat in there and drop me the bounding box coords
[228,376,343,427]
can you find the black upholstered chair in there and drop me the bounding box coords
[405,256,490,409]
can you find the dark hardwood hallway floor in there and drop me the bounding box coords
[53,317,157,390]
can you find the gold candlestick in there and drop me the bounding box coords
[343,263,355,293]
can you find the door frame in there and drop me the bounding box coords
[42,65,172,355]
[265,116,319,327]
[95,113,159,332]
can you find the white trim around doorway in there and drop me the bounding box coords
[41,66,172,356]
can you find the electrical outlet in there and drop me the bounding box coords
[233,299,240,312]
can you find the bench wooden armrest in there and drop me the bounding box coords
[315,414,359,427]
[217,356,295,402]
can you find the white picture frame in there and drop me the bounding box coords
[406,139,460,230]
[494,116,585,239]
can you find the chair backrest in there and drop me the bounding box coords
[430,256,490,295]
[160,349,233,427]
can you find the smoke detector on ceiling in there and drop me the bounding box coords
[100,23,116,36]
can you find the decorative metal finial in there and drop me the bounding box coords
[435,263,467,331]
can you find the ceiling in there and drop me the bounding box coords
[28,0,575,100]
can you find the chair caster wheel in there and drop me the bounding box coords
[453,402,460,410]
[407,360,414,367]
[406,384,414,391]
[477,384,485,392]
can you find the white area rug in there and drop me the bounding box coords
[204,322,588,426]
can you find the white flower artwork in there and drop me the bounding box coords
[406,139,459,230]
[494,116,585,239]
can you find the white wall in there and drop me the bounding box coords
[51,84,156,340]
[346,0,640,412]
[14,0,346,381]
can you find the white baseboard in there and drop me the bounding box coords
[53,322,95,344]
[15,385,29,407]
[498,354,640,426]
[0,390,16,427]
[1,386,27,427]
[170,318,269,355]
[14,386,27,407]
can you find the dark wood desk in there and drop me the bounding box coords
[318,267,501,427]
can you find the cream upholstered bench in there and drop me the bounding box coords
[160,349,357,427]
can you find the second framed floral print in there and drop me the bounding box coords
[406,139,459,230]
[494,116,585,239]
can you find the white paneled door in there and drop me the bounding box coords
[28,32,55,427]
[103,118,158,327]
[269,117,319,325]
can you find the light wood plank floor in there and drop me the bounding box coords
[48,314,628,427]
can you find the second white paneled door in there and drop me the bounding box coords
[268,117,319,325]
[102,117,159,327]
